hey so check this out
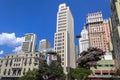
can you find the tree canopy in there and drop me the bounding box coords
[77,47,104,69]
[70,67,93,80]
[20,70,37,80]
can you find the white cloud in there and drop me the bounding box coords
[0,33,24,46]
[0,50,4,54]
[12,46,21,52]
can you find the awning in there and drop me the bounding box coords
[110,70,115,74]
[102,70,109,73]
[95,70,101,73]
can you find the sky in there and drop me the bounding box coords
[0,0,111,57]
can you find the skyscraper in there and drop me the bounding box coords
[110,0,120,68]
[39,39,50,51]
[86,12,111,52]
[54,3,76,74]
[79,26,89,53]
[21,33,36,53]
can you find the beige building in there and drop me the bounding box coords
[0,33,45,80]
[86,12,111,52]
[54,3,76,74]
[21,33,36,53]
[110,0,120,68]
[39,39,50,51]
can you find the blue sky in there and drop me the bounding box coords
[0,0,111,56]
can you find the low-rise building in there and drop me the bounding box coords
[0,33,45,80]
[0,51,45,80]
[89,52,118,80]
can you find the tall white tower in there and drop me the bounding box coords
[54,3,76,74]
[79,26,89,53]
[21,33,36,53]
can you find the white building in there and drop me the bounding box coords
[0,33,45,80]
[39,39,51,52]
[79,26,89,53]
[54,3,76,74]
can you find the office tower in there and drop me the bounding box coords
[110,0,120,68]
[79,26,89,53]
[39,39,50,51]
[86,12,111,52]
[21,33,36,53]
[54,3,76,74]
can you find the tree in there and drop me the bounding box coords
[20,51,65,80]
[70,47,104,80]
[77,47,104,69]
[20,70,37,80]
[115,68,120,76]
[36,60,65,80]
[48,61,65,80]
[71,67,93,80]
[36,61,49,80]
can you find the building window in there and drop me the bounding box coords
[62,62,64,65]
[62,58,64,61]
[98,64,102,67]
[36,54,38,57]
[24,59,27,66]
[29,58,32,65]
[19,58,21,61]
[10,60,12,66]
[4,69,6,75]
[28,68,30,71]
[110,64,114,67]
[1,60,3,63]
[8,69,10,75]
[24,68,26,72]
[5,60,8,67]
[18,70,21,75]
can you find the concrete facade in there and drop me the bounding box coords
[110,0,120,68]
[54,3,76,74]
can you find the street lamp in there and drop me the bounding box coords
[76,35,81,56]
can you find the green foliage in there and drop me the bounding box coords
[36,61,49,80]
[36,61,65,80]
[20,61,65,80]
[70,67,93,80]
[20,70,37,80]
[48,61,65,80]
[115,68,120,76]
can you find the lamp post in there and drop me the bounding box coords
[76,35,81,56]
